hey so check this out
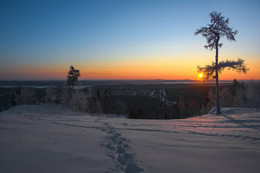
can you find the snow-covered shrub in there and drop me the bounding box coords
[60,86,104,113]
[69,89,89,112]
[44,87,57,104]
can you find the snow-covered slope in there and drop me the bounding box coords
[0,105,260,173]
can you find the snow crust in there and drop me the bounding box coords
[0,105,260,173]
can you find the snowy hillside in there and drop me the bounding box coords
[0,105,260,173]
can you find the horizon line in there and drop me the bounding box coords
[0,79,258,82]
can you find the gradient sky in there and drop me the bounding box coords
[0,0,259,80]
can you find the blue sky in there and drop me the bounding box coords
[0,0,259,80]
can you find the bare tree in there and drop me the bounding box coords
[195,11,248,115]
[67,66,80,89]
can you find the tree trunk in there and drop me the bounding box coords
[215,43,221,115]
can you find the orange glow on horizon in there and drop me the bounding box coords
[2,65,260,80]
[1,56,260,80]
[2,67,260,80]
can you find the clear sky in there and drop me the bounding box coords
[0,0,259,80]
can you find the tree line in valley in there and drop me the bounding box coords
[8,77,260,119]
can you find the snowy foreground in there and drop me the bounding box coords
[0,105,260,173]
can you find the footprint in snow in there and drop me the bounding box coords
[102,122,144,173]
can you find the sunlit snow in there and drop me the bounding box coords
[0,105,259,173]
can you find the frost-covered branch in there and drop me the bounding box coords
[197,58,249,80]
[195,11,238,50]
[217,59,249,73]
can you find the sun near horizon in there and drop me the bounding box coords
[198,73,203,79]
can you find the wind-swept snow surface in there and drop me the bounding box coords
[1,105,260,173]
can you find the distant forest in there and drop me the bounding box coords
[1,79,259,119]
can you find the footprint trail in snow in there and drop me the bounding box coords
[102,122,144,173]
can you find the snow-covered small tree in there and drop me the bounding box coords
[195,11,248,115]
[67,66,80,89]
[44,87,57,104]
[69,89,89,112]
